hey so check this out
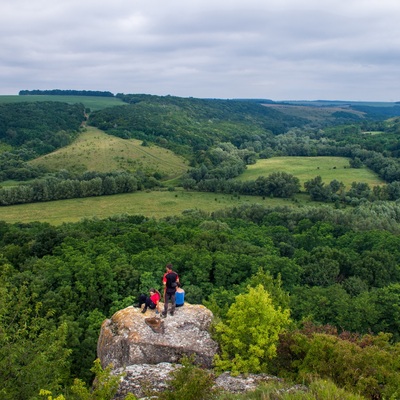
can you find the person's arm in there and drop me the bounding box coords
[162,276,167,298]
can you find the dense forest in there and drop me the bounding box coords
[1,94,400,399]
[1,204,400,399]
[0,102,85,182]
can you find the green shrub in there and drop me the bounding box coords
[157,356,219,400]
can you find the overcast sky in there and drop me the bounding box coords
[1,0,400,101]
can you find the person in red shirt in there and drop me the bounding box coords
[161,263,179,317]
[138,288,161,314]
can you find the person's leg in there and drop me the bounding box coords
[163,293,170,316]
[142,296,154,313]
[138,294,147,307]
[169,293,176,315]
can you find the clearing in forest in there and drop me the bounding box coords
[238,156,384,189]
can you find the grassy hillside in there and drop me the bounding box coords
[0,95,125,111]
[238,156,385,189]
[29,126,188,178]
[0,189,301,225]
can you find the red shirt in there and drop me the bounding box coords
[150,292,160,304]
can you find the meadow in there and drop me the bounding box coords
[29,127,188,177]
[0,95,125,111]
[238,156,385,189]
[0,189,302,225]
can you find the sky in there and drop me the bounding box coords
[1,0,400,101]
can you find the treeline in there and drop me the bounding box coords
[184,172,301,198]
[304,176,400,204]
[0,171,160,205]
[19,89,114,97]
[1,203,400,398]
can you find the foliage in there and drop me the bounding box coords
[214,285,291,375]
[68,359,121,400]
[40,359,126,400]
[0,171,147,205]
[0,264,71,400]
[216,379,365,399]
[0,101,84,151]
[89,94,308,158]
[1,203,400,394]
[274,325,400,399]
[0,101,85,182]
[156,355,218,400]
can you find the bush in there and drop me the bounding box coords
[214,285,291,375]
[157,356,218,400]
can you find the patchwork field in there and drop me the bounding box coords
[238,156,384,189]
[29,127,188,178]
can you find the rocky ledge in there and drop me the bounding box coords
[97,303,218,370]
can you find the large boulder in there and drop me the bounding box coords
[97,303,218,370]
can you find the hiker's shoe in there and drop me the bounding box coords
[141,307,147,314]
[170,311,174,316]
[161,312,167,318]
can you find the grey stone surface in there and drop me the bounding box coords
[97,303,218,370]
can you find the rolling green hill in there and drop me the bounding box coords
[29,126,188,178]
[88,94,311,157]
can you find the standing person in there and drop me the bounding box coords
[161,263,179,317]
[138,288,161,314]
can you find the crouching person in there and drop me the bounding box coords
[138,288,161,314]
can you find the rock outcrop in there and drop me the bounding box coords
[98,304,307,399]
[97,303,218,370]
[113,364,295,400]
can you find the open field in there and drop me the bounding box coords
[29,127,189,178]
[0,95,125,111]
[238,156,385,189]
[0,189,305,225]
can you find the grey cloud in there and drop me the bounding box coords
[1,0,400,100]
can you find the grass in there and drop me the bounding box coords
[238,156,384,189]
[0,95,125,111]
[29,126,189,178]
[0,189,305,225]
